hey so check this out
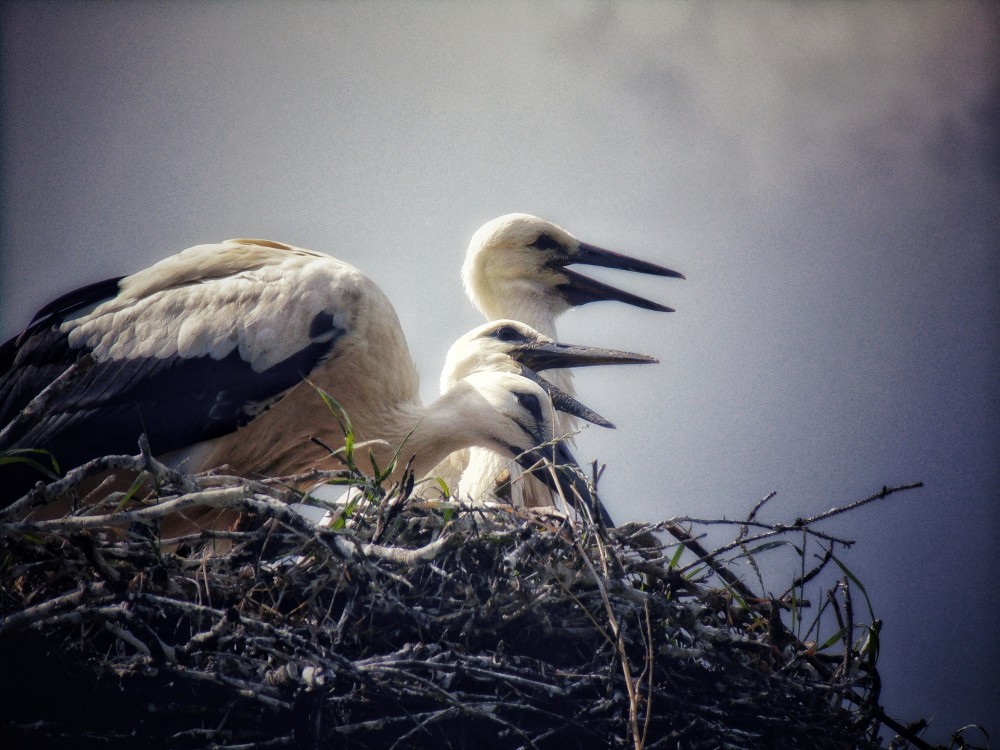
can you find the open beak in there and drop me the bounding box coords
[555,242,685,311]
[518,367,615,429]
[515,439,615,530]
[512,339,658,373]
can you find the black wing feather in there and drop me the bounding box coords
[0,276,124,421]
[1,304,340,502]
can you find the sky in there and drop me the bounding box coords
[2,1,998,742]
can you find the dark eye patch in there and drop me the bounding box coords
[529,233,563,252]
[492,325,528,344]
[516,391,544,423]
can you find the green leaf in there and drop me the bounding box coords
[114,471,150,511]
[746,540,799,556]
[727,585,749,610]
[0,448,61,480]
[343,430,355,463]
[433,476,450,498]
[858,620,882,664]
[818,626,849,651]
[831,553,876,623]
[368,450,382,483]
[668,543,685,570]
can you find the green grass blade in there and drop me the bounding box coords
[668,543,685,570]
[0,448,61,480]
[831,553,876,622]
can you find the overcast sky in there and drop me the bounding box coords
[2,1,997,741]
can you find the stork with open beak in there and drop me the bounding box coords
[459,214,685,510]
[463,214,685,330]
[0,239,605,528]
[440,319,657,425]
[431,319,657,510]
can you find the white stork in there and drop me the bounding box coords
[439,319,657,401]
[0,238,603,526]
[433,319,657,505]
[460,214,685,509]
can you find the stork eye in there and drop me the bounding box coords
[516,392,544,422]
[529,233,562,252]
[494,325,523,343]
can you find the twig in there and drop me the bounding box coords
[673,482,924,575]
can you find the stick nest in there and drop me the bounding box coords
[0,450,974,749]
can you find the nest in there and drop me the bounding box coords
[0,448,976,749]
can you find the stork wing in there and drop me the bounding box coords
[0,276,125,423]
[0,241,354,499]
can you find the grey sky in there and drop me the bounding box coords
[2,1,998,741]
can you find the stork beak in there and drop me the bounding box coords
[514,439,615,530]
[574,242,686,279]
[556,242,685,311]
[513,339,658,373]
[518,367,615,429]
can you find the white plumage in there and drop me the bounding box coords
[0,239,603,526]
[433,318,656,504]
[460,214,684,508]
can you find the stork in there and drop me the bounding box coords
[432,319,657,503]
[0,239,603,527]
[439,319,657,399]
[460,213,685,508]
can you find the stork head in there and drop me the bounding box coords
[462,214,685,327]
[440,319,658,429]
[441,319,657,388]
[454,370,615,528]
